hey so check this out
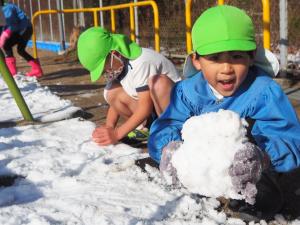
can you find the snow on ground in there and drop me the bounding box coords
[0,75,80,122]
[0,75,299,225]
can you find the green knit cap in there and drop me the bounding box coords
[192,5,256,55]
[77,27,142,82]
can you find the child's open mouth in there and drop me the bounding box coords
[218,79,235,91]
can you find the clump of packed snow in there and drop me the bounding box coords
[172,110,248,200]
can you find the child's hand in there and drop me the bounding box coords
[160,141,182,185]
[228,143,266,204]
[92,126,119,146]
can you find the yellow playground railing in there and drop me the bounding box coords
[31,1,159,59]
[185,0,271,54]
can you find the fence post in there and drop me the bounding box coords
[48,0,54,41]
[129,6,135,41]
[262,0,271,50]
[56,0,66,51]
[185,0,192,54]
[78,0,85,27]
[134,0,139,44]
[279,0,288,77]
[110,9,116,32]
[93,10,99,27]
[37,0,43,41]
[73,0,77,26]
[99,0,104,27]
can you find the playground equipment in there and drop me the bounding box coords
[13,0,292,74]
[0,49,34,122]
[31,1,159,59]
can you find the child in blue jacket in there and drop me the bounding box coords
[148,5,300,221]
[0,0,42,77]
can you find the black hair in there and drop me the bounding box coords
[195,52,201,60]
[0,0,3,6]
[195,50,255,59]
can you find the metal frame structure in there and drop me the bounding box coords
[12,0,288,71]
[31,1,160,58]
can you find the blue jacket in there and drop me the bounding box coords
[2,3,30,34]
[148,67,300,173]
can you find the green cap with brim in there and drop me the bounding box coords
[192,5,256,55]
[183,6,279,78]
[183,46,280,78]
[77,27,142,82]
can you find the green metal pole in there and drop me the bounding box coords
[0,50,34,121]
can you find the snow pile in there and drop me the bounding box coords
[0,117,234,225]
[0,75,78,122]
[172,110,248,200]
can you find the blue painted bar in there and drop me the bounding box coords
[27,41,70,53]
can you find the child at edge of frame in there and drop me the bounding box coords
[77,27,181,146]
[0,0,43,77]
[148,4,300,222]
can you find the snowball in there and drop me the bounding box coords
[172,110,248,200]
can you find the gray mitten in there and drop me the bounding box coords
[229,142,266,204]
[159,141,182,185]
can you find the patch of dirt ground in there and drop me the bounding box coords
[12,48,300,221]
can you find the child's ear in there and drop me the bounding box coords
[191,53,202,70]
